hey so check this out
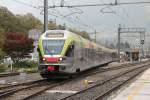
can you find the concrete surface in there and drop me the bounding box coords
[112,68,150,100]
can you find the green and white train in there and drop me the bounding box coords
[37,30,117,78]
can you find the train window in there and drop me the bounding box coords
[65,44,74,57]
[42,40,64,55]
[37,47,39,52]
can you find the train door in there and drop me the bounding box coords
[73,40,84,72]
[64,42,75,67]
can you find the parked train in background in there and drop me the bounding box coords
[37,30,117,78]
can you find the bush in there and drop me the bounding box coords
[13,60,38,68]
[0,64,7,73]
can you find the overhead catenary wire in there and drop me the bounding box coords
[10,0,150,34]
[97,0,123,34]
[48,1,150,8]
[51,0,94,30]
[12,0,91,31]
[13,0,40,9]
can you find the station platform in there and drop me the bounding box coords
[112,68,150,100]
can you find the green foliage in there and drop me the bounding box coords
[0,49,5,60]
[13,60,38,68]
[16,13,43,32]
[0,28,5,60]
[0,64,7,73]
[48,22,65,30]
[0,7,43,33]
[0,31,5,49]
[48,21,57,29]
[0,7,23,33]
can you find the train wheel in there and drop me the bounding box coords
[40,73,47,78]
[69,75,73,79]
[76,68,80,73]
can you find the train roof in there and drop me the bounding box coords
[40,30,78,39]
[40,30,116,53]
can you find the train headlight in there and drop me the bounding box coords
[42,57,46,61]
[59,57,63,61]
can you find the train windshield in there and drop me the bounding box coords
[42,40,65,55]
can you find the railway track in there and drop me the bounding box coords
[0,72,20,78]
[80,61,148,78]
[0,79,46,90]
[0,79,73,100]
[60,63,150,100]
[0,79,47,97]
[0,77,72,100]
[28,62,150,100]
[8,64,132,100]
[0,62,149,100]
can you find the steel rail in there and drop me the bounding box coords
[0,79,47,98]
[60,63,150,100]
[93,67,147,100]
[23,62,149,100]
[0,72,20,78]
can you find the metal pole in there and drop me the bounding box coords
[142,44,144,57]
[44,0,48,32]
[118,24,121,62]
[139,32,142,61]
[130,48,132,62]
[10,60,12,70]
[95,30,96,42]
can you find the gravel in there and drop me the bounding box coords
[0,73,42,86]
[30,62,143,100]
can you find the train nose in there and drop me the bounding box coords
[43,57,63,62]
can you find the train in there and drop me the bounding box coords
[37,30,117,78]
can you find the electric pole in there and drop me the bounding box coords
[117,25,145,62]
[115,0,118,5]
[118,24,121,62]
[60,0,65,7]
[44,0,48,32]
[95,30,96,42]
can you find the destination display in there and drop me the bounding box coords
[46,33,64,38]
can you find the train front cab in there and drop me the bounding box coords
[37,39,75,78]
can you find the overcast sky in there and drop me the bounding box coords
[0,0,150,40]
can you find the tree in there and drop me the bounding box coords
[0,28,5,48]
[16,13,43,32]
[0,24,5,60]
[0,7,24,33]
[0,7,43,34]
[48,22,66,30]
[0,49,5,60]
[48,21,57,29]
[3,32,34,63]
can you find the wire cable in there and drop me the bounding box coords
[13,0,40,9]
[48,1,150,8]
